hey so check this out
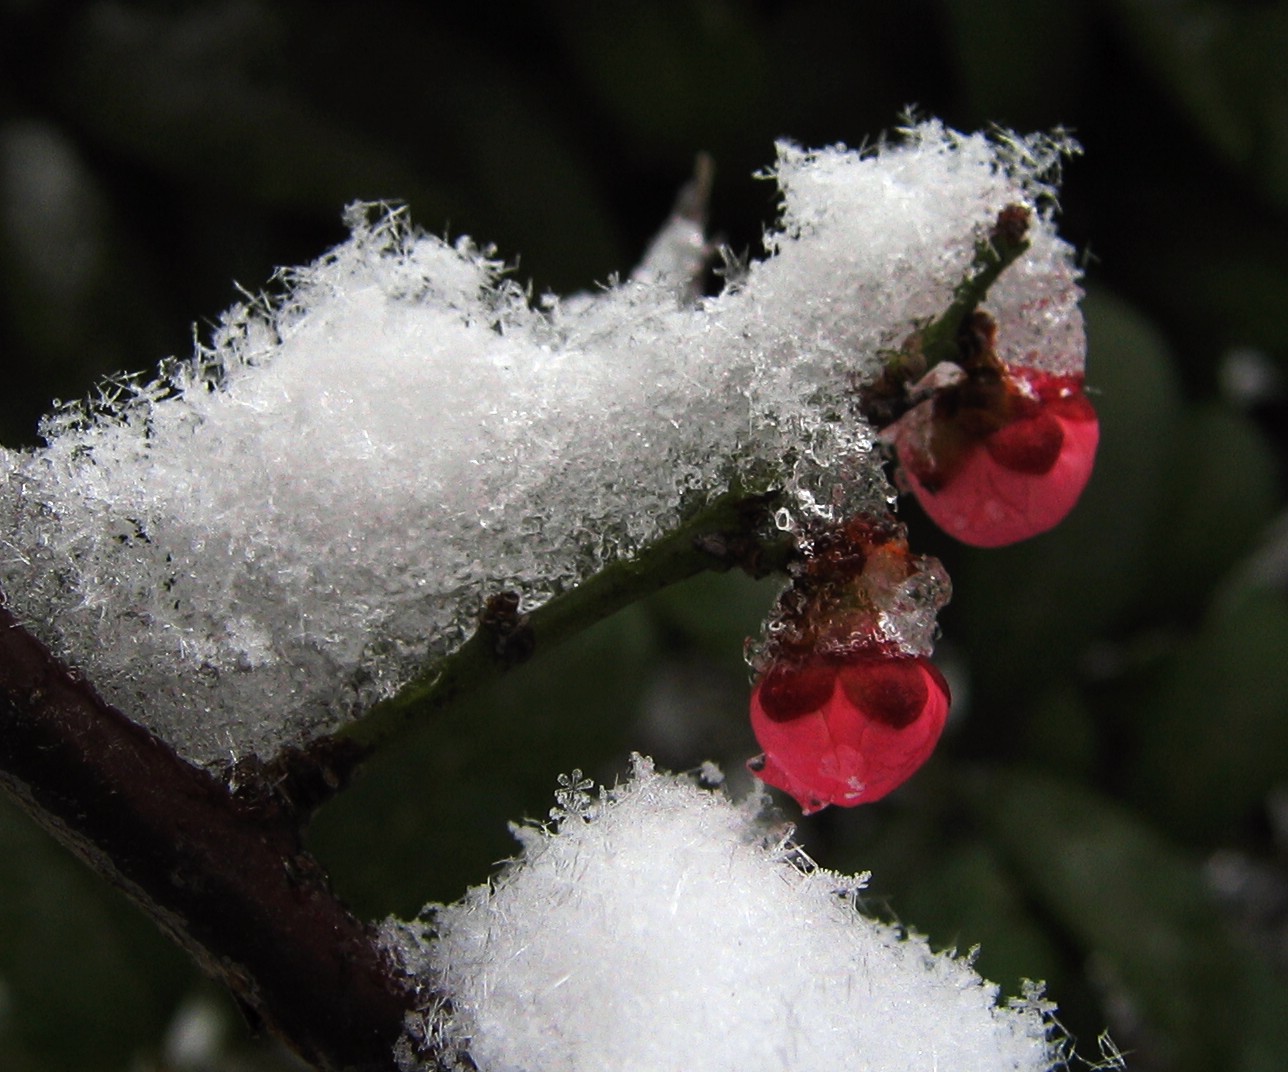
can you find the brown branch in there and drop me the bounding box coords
[0,599,434,1072]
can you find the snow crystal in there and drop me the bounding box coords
[383,756,1059,1072]
[0,122,1083,767]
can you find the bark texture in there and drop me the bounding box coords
[0,601,431,1072]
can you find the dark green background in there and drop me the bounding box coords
[3,3,1287,1070]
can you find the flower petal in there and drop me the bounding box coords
[749,654,951,811]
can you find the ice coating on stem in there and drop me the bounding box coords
[382,756,1059,1072]
[750,515,952,670]
[0,122,1083,767]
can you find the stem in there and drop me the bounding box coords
[917,203,1032,369]
[859,205,1032,425]
[340,486,790,753]
[0,603,430,1072]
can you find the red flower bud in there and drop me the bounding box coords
[892,368,1098,547]
[748,652,951,814]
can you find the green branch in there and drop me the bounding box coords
[917,203,1032,368]
[860,205,1032,424]
[338,487,792,753]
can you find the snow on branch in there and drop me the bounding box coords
[0,121,1083,768]
[382,756,1060,1072]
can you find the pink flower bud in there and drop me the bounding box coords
[892,369,1098,547]
[748,652,951,814]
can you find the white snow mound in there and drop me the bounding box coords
[383,756,1060,1072]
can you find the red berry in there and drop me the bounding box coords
[893,370,1098,547]
[747,652,951,814]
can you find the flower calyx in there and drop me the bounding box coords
[887,312,1099,547]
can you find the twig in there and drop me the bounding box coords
[0,602,433,1072]
[340,486,790,753]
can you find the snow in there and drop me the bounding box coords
[0,121,1083,768]
[382,756,1060,1072]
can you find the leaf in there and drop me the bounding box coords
[1109,0,1288,210]
[1120,584,1288,841]
[1015,687,1100,780]
[645,570,780,662]
[1140,402,1281,621]
[310,605,659,918]
[0,797,192,1071]
[899,838,1069,1000]
[980,769,1288,1072]
[1191,253,1288,358]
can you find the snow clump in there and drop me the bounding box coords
[382,755,1060,1072]
[0,121,1083,767]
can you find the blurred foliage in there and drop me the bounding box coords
[2,2,1287,1070]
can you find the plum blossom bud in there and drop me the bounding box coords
[889,315,1099,547]
[746,518,952,812]
[750,652,951,813]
